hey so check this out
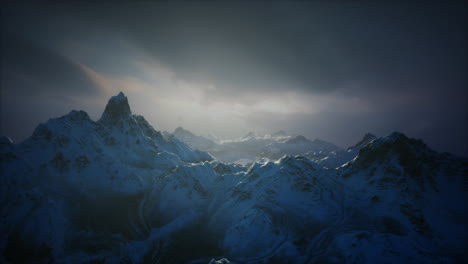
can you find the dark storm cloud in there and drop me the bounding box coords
[0,32,103,141]
[1,33,100,98]
[1,2,467,156]
[3,2,465,97]
[77,2,467,98]
[3,2,355,94]
[105,2,354,94]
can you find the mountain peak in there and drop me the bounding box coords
[348,132,376,150]
[351,131,431,170]
[362,132,377,141]
[173,126,195,137]
[242,131,256,139]
[99,92,132,123]
[387,131,407,141]
[272,130,287,137]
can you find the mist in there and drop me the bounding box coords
[1,2,466,155]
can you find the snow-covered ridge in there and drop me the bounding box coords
[1,92,467,264]
[171,128,341,165]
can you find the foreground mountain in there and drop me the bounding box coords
[1,92,467,264]
[0,92,215,263]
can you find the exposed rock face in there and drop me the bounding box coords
[348,132,377,150]
[99,92,132,124]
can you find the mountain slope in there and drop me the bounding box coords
[0,93,466,264]
[0,92,214,263]
[172,127,217,151]
[305,133,377,169]
[335,132,468,263]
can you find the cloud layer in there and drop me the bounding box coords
[1,2,467,155]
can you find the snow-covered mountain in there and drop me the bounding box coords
[305,133,377,169]
[333,132,468,263]
[1,92,467,264]
[170,127,377,169]
[0,92,215,263]
[172,129,341,165]
[172,127,217,151]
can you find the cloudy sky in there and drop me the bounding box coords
[1,2,467,156]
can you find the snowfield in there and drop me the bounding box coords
[1,92,467,264]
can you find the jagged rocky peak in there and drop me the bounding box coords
[386,131,411,142]
[99,92,132,123]
[363,132,424,154]
[349,132,377,149]
[362,132,377,141]
[374,131,427,149]
[173,126,194,136]
[352,131,432,169]
[62,110,91,122]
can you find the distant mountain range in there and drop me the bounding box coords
[1,92,466,264]
[171,127,341,166]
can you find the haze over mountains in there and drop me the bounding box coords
[1,93,467,264]
[172,126,349,166]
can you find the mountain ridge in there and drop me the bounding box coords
[1,92,466,264]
